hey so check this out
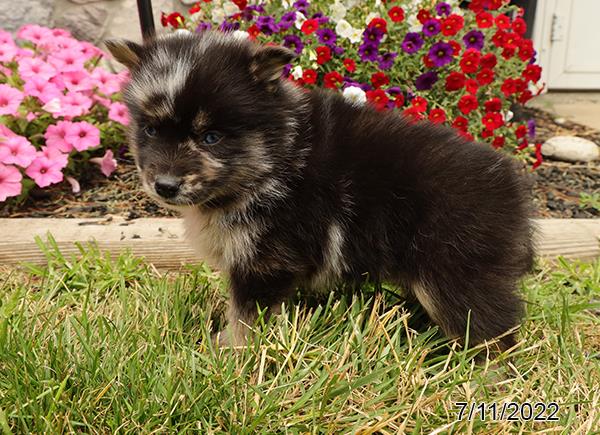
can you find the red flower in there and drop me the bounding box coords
[394,93,405,108]
[492,136,505,148]
[523,64,542,83]
[460,49,481,74]
[501,78,518,97]
[482,112,504,130]
[232,0,247,9]
[302,69,317,84]
[371,72,390,89]
[518,90,533,104]
[161,12,185,28]
[480,53,497,70]
[343,58,356,73]
[188,3,201,14]
[517,138,529,150]
[449,40,461,56]
[492,30,506,48]
[484,97,502,112]
[488,0,506,10]
[445,72,465,91]
[533,143,543,169]
[495,14,510,30]
[324,71,343,89]
[452,116,469,132]
[247,24,260,39]
[366,89,389,111]
[460,131,475,141]
[428,108,446,124]
[515,125,527,139]
[368,17,388,33]
[512,17,527,35]
[441,14,464,36]
[465,79,479,94]
[458,94,478,114]
[501,47,516,60]
[476,11,493,28]
[422,55,435,68]
[316,46,331,65]
[388,6,405,23]
[476,68,494,85]
[518,39,535,62]
[502,32,521,49]
[301,19,319,35]
[468,0,485,13]
[481,128,494,139]
[417,9,431,24]
[411,96,428,112]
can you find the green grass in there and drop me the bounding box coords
[1,239,599,433]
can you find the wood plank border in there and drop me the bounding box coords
[0,217,598,269]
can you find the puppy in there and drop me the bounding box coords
[106,31,534,349]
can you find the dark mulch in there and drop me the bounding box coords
[1,108,598,219]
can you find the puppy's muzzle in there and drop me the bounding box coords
[154,175,182,199]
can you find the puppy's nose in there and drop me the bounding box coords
[154,176,181,199]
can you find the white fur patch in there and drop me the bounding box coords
[311,221,347,288]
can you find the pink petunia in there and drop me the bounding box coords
[25,156,64,187]
[0,42,17,62]
[50,28,72,38]
[78,41,104,61]
[0,84,24,116]
[92,94,112,108]
[39,146,69,169]
[60,71,94,92]
[40,35,79,53]
[59,92,93,118]
[42,98,63,118]
[18,57,57,81]
[65,121,100,151]
[90,149,117,177]
[16,24,53,45]
[0,134,37,167]
[44,121,75,152]
[91,68,122,95]
[0,163,22,201]
[48,48,85,73]
[0,30,13,46]
[108,102,129,125]
[23,76,62,104]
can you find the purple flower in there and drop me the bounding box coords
[422,19,441,37]
[282,34,304,54]
[241,9,255,21]
[415,71,439,91]
[358,42,379,62]
[428,41,454,67]
[527,119,536,139]
[316,28,337,46]
[278,11,297,31]
[378,51,398,70]
[435,2,452,17]
[312,12,329,25]
[256,15,278,35]
[386,86,403,96]
[293,0,309,14]
[332,45,345,56]
[363,27,384,45]
[219,21,240,32]
[247,4,265,13]
[401,32,424,54]
[282,64,292,78]
[195,22,211,33]
[463,30,484,51]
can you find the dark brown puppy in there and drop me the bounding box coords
[107,31,534,349]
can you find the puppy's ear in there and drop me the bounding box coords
[250,45,295,83]
[105,39,145,69]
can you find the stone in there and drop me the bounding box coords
[554,117,567,125]
[0,0,54,32]
[54,4,110,44]
[541,136,600,163]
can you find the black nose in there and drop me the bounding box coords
[154,176,181,199]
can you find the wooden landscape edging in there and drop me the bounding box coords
[0,217,598,269]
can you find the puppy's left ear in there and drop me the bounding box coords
[105,39,145,69]
[250,45,295,84]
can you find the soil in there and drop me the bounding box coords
[1,107,598,219]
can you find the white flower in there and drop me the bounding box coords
[505,110,514,122]
[344,0,360,8]
[291,65,303,80]
[349,28,363,44]
[308,49,317,61]
[211,8,225,23]
[231,30,249,40]
[335,19,353,38]
[222,1,239,16]
[42,98,61,115]
[343,86,367,106]
[365,12,380,25]
[330,1,347,22]
[294,11,307,30]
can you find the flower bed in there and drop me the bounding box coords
[0,25,128,204]
[162,0,544,167]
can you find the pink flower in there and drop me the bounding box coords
[16,24,52,45]
[23,76,62,104]
[79,41,104,61]
[48,48,85,73]
[18,57,57,81]
[26,112,36,122]
[0,42,16,62]
[0,135,37,167]
[42,98,63,117]
[60,71,94,92]
[25,156,64,187]
[0,163,22,201]
[44,120,75,152]
[108,102,129,125]
[92,94,112,108]
[50,28,71,38]
[59,92,93,118]
[90,149,117,177]
[0,30,13,45]
[65,121,100,151]
[91,68,122,95]
[39,146,69,169]
[0,84,23,116]
[65,175,81,193]
[15,48,34,59]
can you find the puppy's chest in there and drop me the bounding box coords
[182,209,259,271]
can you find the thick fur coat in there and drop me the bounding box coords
[107,32,534,349]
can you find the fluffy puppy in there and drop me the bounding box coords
[106,32,534,349]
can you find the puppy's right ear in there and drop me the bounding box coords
[105,39,144,69]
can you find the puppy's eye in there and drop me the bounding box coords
[201,131,222,145]
[143,126,157,137]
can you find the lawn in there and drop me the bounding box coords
[1,239,599,433]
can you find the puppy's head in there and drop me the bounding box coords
[105,32,297,209]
